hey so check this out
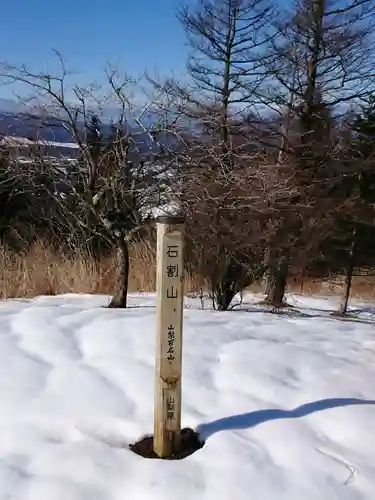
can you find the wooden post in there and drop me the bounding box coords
[153,215,185,458]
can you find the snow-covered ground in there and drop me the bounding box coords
[0,135,79,149]
[1,292,374,500]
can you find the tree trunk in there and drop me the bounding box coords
[262,245,273,295]
[263,272,273,296]
[214,262,240,311]
[302,0,324,134]
[216,289,236,311]
[338,229,356,315]
[214,274,237,311]
[108,236,130,308]
[265,258,288,308]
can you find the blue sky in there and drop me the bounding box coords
[0,0,190,97]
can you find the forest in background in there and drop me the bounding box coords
[1,0,375,314]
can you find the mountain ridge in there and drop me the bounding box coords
[0,104,177,157]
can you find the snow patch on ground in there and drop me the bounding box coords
[0,292,374,499]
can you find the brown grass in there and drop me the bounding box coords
[0,240,374,301]
[250,275,375,301]
[0,240,200,299]
[287,275,375,300]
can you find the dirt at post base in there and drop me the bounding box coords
[129,428,205,460]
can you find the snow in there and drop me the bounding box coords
[0,135,79,149]
[0,292,374,500]
[148,202,181,219]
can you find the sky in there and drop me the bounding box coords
[0,0,190,98]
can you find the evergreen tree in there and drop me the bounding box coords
[85,114,103,165]
[320,96,375,314]
[352,94,375,168]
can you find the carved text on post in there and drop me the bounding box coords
[167,324,176,362]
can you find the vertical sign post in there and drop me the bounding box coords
[153,215,185,458]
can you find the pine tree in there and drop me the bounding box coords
[85,114,103,167]
[352,94,375,164]
[325,96,375,314]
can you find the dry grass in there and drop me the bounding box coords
[287,275,375,300]
[0,242,115,299]
[0,240,199,299]
[0,240,374,301]
[250,275,375,301]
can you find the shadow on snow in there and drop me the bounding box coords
[197,397,375,440]
[229,306,375,325]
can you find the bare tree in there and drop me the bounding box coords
[0,54,174,307]
[174,118,315,309]
[154,0,274,157]
[145,0,279,309]
[182,161,265,309]
[257,0,375,306]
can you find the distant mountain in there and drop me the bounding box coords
[0,109,180,158]
[0,112,73,142]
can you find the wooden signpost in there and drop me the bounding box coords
[153,215,185,458]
